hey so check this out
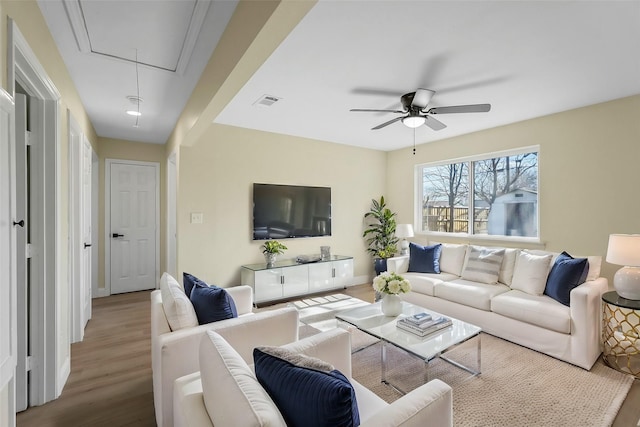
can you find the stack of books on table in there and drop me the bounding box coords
[396,312,452,337]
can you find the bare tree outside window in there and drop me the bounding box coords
[422,163,469,233]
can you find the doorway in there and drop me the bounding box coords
[9,19,63,410]
[105,159,160,294]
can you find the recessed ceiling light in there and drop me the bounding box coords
[126,110,142,116]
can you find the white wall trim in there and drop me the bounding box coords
[9,18,63,405]
[104,159,161,295]
[166,151,177,278]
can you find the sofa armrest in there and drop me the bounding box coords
[225,285,253,315]
[387,256,410,274]
[173,372,213,427]
[569,277,609,369]
[154,306,298,427]
[279,328,352,377]
[361,379,452,427]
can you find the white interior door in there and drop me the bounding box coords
[108,160,159,294]
[0,88,17,426]
[14,94,28,412]
[81,137,92,322]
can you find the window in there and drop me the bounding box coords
[418,149,538,238]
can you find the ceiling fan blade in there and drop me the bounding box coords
[350,108,405,113]
[372,116,404,130]
[411,88,435,109]
[427,104,491,114]
[424,115,447,131]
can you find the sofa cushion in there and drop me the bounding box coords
[190,284,238,325]
[510,251,553,296]
[435,279,510,311]
[183,272,199,298]
[404,273,448,296]
[433,243,467,276]
[159,272,198,331]
[461,246,505,284]
[529,250,601,281]
[254,347,359,427]
[498,248,519,286]
[491,290,571,334]
[408,243,442,274]
[200,331,286,427]
[544,252,589,306]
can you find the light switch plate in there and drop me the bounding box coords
[190,212,203,224]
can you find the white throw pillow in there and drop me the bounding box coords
[159,272,198,331]
[510,251,553,296]
[498,248,520,286]
[200,331,286,427]
[461,246,505,284]
[433,243,468,276]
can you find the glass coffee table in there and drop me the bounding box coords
[336,300,481,393]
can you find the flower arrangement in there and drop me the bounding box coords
[372,271,411,295]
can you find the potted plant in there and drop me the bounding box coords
[261,240,287,267]
[363,196,399,275]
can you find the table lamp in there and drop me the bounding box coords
[606,234,640,300]
[396,224,414,256]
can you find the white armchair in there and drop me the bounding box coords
[173,328,453,427]
[151,283,299,427]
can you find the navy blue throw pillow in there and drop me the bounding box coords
[183,272,200,297]
[253,348,360,427]
[189,281,238,325]
[544,252,589,306]
[408,243,442,274]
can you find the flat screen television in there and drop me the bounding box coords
[252,183,331,240]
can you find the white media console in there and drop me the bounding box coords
[241,255,354,305]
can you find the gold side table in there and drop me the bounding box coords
[602,291,640,378]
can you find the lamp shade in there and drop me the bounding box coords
[606,234,640,266]
[396,224,414,239]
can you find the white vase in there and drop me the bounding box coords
[381,294,402,316]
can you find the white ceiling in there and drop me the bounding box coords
[38,0,238,144]
[215,1,640,151]
[37,1,640,150]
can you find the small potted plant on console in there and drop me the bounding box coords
[262,240,287,267]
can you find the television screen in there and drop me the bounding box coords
[253,183,331,240]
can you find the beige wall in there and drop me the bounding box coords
[97,138,167,291]
[387,94,640,283]
[177,124,386,286]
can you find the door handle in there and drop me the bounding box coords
[13,219,25,228]
[112,233,124,238]
[84,243,92,248]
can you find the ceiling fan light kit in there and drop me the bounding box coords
[402,116,425,128]
[351,87,491,131]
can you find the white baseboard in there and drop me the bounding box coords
[57,355,70,397]
[95,288,109,298]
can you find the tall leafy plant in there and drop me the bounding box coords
[363,196,398,259]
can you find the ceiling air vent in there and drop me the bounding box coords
[253,94,282,108]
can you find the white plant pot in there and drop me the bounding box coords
[381,294,402,316]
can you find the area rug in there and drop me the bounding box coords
[349,330,632,427]
[274,296,633,426]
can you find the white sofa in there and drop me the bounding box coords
[387,243,609,370]
[151,275,300,427]
[173,328,453,427]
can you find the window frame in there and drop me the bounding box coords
[414,145,540,244]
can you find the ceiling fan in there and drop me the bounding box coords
[350,88,491,131]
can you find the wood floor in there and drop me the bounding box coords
[16,284,640,426]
